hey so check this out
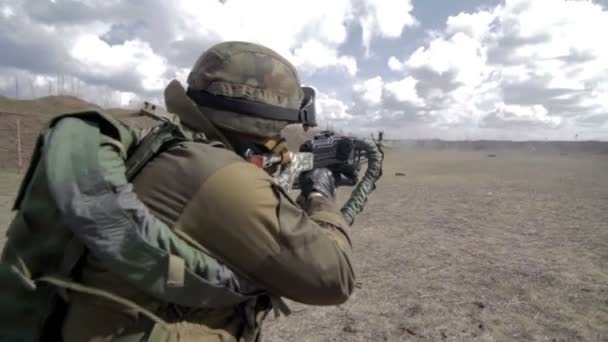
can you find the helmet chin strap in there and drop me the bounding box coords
[243,137,291,170]
[263,138,291,165]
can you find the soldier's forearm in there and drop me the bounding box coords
[180,162,356,305]
[298,194,350,233]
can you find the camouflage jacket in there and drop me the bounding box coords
[60,83,356,342]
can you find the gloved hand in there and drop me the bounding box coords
[299,168,336,200]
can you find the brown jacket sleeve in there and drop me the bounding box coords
[175,161,355,305]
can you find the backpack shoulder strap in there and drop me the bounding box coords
[125,122,189,181]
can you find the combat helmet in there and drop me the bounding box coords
[185,41,317,138]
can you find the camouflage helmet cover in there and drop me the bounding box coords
[187,41,305,137]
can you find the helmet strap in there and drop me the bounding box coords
[242,137,291,172]
[263,138,291,165]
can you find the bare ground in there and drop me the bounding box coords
[1,148,607,341]
[264,149,608,342]
[0,171,20,248]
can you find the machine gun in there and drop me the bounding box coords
[274,130,384,225]
[298,130,365,186]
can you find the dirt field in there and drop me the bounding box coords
[1,148,607,341]
[0,172,20,248]
[264,148,608,341]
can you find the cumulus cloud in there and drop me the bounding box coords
[387,56,404,71]
[372,0,608,139]
[0,67,140,108]
[356,0,418,55]
[315,91,354,121]
[70,36,169,91]
[291,40,358,76]
[482,103,562,128]
[0,0,417,107]
[353,76,384,107]
[174,0,357,70]
[349,75,428,131]
[385,77,424,106]
[1,0,606,140]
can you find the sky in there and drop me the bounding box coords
[0,0,607,140]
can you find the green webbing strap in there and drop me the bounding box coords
[36,276,169,328]
[125,122,187,180]
[8,252,168,327]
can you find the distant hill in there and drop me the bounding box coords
[391,139,608,154]
[0,95,103,116]
[0,95,152,170]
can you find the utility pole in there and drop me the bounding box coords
[16,117,23,170]
[29,77,35,98]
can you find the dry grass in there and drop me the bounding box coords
[1,146,607,341]
[0,96,154,169]
[0,95,101,115]
[0,171,20,248]
[264,149,608,341]
[1,149,607,341]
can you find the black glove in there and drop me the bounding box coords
[300,168,336,199]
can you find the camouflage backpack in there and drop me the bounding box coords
[0,110,256,342]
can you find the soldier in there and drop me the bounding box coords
[0,41,355,342]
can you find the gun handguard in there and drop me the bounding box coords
[340,138,384,225]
